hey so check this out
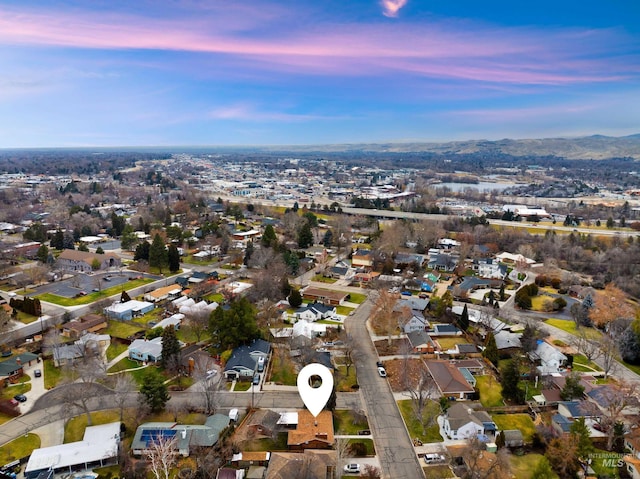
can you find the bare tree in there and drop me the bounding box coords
[459,436,511,479]
[341,333,356,377]
[111,373,139,421]
[371,290,398,345]
[599,334,618,379]
[571,329,601,363]
[191,355,220,415]
[405,364,438,434]
[183,309,210,343]
[145,434,178,479]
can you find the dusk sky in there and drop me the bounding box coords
[1,0,639,147]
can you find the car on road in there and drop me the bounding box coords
[343,464,361,474]
[104,276,112,281]
[377,366,387,377]
[206,369,217,379]
[13,394,27,403]
[34,369,42,378]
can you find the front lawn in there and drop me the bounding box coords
[572,354,603,372]
[1,382,31,400]
[510,453,558,479]
[106,341,129,362]
[397,399,442,443]
[269,353,297,386]
[312,275,337,284]
[234,381,252,391]
[544,319,601,339]
[0,433,40,464]
[65,410,121,442]
[107,358,146,375]
[105,321,144,339]
[346,438,375,456]
[44,358,63,389]
[333,410,369,435]
[476,375,504,407]
[16,311,39,324]
[492,413,536,442]
[335,306,354,316]
[335,365,358,392]
[347,293,367,304]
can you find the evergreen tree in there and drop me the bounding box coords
[495,430,506,449]
[570,417,595,459]
[483,332,499,366]
[261,224,277,248]
[519,323,538,354]
[95,246,104,254]
[140,370,170,412]
[111,213,126,236]
[531,457,554,479]
[134,240,150,261]
[561,372,585,400]
[36,244,49,264]
[167,244,180,273]
[160,327,181,370]
[500,359,525,404]
[120,224,137,251]
[121,290,131,302]
[208,297,259,351]
[499,284,506,301]
[322,229,333,247]
[78,243,89,252]
[243,240,254,265]
[51,229,64,250]
[149,234,168,273]
[458,304,469,331]
[297,222,313,248]
[288,289,303,308]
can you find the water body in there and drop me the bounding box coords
[435,181,520,192]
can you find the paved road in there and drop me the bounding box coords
[347,293,425,479]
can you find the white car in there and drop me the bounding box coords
[378,366,387,377]
[343,464,361,474]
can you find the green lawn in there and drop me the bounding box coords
[269,355,297,386]
[335,365,358,392]
[530,294,555,311]
[107,358,146,374]
[182,255,218,265]
[242,432,288,451]
[509,454,558,479]
[347,293,367,304]
[347,438,375,456]
[312,275,337,284]
[492,414,536,442]
[544,319,602,339]
[43,358,63,389]
[105,321,144,339]
[1,382,31,400]
[94,465,121,479]
[424,465,455,479]
[106,341,129,362]
[590,448,622,477]
[623,361,640,376]
[234,381,252,391]
[132,308,162,325]
[335,306,354,316]
[397,399,442,443]
[202,293,224,304]
[36,279,154,306]
[333,410,369,435]
[435,337,470,351]
[0,433,40,464]
[476,375,504,407]
[572,354,603,372]
[16,311,39,324]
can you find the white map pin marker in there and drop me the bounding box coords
[297,363,334,417]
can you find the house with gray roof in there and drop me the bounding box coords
[0,352,38,383]
[129,337,163,363]
[529,340,567,375]
[443,402,495,440]
[224,339,271,379]
[407,330,435,353]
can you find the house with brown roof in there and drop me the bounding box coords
[287,410,334,451]
[61,314,107,339]
[426,360,476,400]
[265,450,336,479]
[57,249,121,273]
[247,409,281,438]
[301,287,348,306]
[351,249,373,269]
[144,284,183,303]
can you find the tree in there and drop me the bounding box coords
[530,456,554,479]
[606,216,614,228]
[160,327,181,371]
[297,222,313,248]
[140,370,170,412]
[91,258,101,270]
[36,244,49,264]
[457,304,469,331]
[149,234,168,273]
[500,359,524,404]
[134,240,150,261]
[51,229,64,250]
[208,297,260,351]
[288,289,302,308]
[243,240,254,265]
[261,224,277,248]
[519,322,539,354]
[111,373,138,421]
[572,329,601,363]
[483,332,499,366]
[545,435,579,479]
[570,302,591,327]
[619,320,640,364]
[95,246,104,254]
[589,283,635,329]
[561,372,585,400]
[78,243,89,252]
[599,334,618,379]
[191,355,219,414]
[371,290,398,345]
[167,244,180,273]
[570,417,595,460]
[360,465,382,479]
[322,229,333,247]
[495,430,505,449]
[145,434,178,479]
[120,224,137,250]
[460,436,511,479]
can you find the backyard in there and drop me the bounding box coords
[509,453,558,479]
[492,413,536,442]
[475,375,503,407]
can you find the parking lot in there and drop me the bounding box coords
[27,271,161,298]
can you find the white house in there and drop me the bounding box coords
[529,341,567,375]
[401,314,429,334]
[443,403,495,440]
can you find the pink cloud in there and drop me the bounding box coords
[381,0,408,18]
[0,5,634,86]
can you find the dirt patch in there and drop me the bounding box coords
[374,338,411,356]
[383,358,430,392]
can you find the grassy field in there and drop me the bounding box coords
[43,358,63,389]
[544,319,602,339]
[105,321,144,339]
[242,431,288,452]
[0,433,40,464]
[435,337,470,350]
[347,293,367,304]
[492,413,536,442]
[476,375,504,407]
[530,294,555,311]
[202,293,224,303]
[36,278,154,306]
[509,454,558,479]
[106,341,128,362]
[1,382,31,400]
[333,410,369,435]
[269,354,297,386]
[335,365,358,392]
[397,399,442,443]
[65,410,121,442]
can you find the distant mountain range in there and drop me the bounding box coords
[256,134,640,160]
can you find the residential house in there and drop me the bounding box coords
[290,320,326,339]
[0,352,39,383]
[421,272,440,292]
[265,450,336,479]
[407,330,436,354]
[104,300,154,320]
[443,403,495,440]
[247,409,281,437]
[351,249,373,269]
[396,297,430,314]
[61,314,107,339]
[452,344,480,356]
[456,277,503,296]
[25,422,120,479]
[426,360,476,400]
[438,238,461,250]
[131,415,230,457]
[394,253,426,268]
[301,287,348,306]
[53,333,110,367]
[495,252,536,266]
[502,429,525,448]
[287,410,334,450]
[215,469,244,479]
[428,253,458,272]
[56,249,121,273]
[529,341,567,375]
[155,313,184,330]
[400,314,429,334]
[473,258,508,280]
[230,451,271,469]
[293,302,337,322]
[224,339,271,380]
[557,401,600,420]
[144,285,183,303]
[128,337,163,363]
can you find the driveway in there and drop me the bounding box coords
[347,294,425,479]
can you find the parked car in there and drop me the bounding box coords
[377,366,387,377]
[423,453,445,464]
[376,361,384,368]
[343,464,361,474]
[257,356,265,372]
[34,369,42,378]
[252,374,260,385]
[13,394,27,403]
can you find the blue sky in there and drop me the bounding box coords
[0,0,638,147]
